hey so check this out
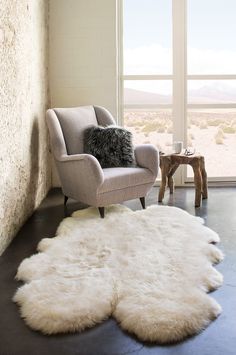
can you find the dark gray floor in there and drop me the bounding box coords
[0,187,236,355]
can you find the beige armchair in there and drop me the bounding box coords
[46,106,159,217]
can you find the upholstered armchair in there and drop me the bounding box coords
[46,106,159,217]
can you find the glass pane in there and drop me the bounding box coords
[188,0,236,74]
[187,109,236,178]
[188,80,236,104]
[123,0,172,74]
[124,80,172,105]
[124,109,173,153]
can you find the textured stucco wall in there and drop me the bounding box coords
[0,1,51,255]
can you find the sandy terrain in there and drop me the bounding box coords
[124,110,236,179]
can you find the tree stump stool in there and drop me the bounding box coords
[158,153,208,207]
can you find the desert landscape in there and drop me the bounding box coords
[124,109,236,178]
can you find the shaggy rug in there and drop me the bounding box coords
[13,205,224,343]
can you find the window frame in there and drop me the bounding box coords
[118,0,236,184]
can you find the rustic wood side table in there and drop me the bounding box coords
[158,153,208,207]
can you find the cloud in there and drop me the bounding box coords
[124,45,236,75]
[188,48,236,74]
[124,45,172,75]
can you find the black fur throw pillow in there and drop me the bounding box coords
[83,125,134,168]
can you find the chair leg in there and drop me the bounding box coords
[140,197,146,209]
[98,207,105,218]
[64,195,68,205]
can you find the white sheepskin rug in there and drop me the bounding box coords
[13,205,224,343]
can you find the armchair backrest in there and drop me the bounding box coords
[46,105,116,158]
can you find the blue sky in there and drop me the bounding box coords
[188,0,236,51]
[124,0,172,50]
[124,0,236,51]
[123,0,236,90]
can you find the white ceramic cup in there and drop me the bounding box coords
[173,141,183,154]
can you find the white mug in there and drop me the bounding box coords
[173,141,183,154]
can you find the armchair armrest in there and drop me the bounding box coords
[134,144,159,177]
[57,154,104,191]
[58,154,94,163]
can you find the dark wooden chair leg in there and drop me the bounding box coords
[140,197,146,209]
[63,205,69,217]
[64,195,68,205]
[98,207,105,218]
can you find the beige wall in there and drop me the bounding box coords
[0,0,51,255]
[49,0,118,186]
[49,0,118,115]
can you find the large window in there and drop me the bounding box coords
[123,0,173,156]
[121,0,236,182]
[186,0,236,179]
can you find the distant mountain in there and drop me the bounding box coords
[124,88,171,105]
[124,84,236,105]
[189,84,236,103]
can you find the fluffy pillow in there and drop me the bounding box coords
[83,125,134,168]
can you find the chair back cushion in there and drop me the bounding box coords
[53,106,98,154]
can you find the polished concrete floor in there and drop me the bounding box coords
[0,187,236,355]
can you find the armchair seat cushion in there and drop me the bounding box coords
[99,167,155,193]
